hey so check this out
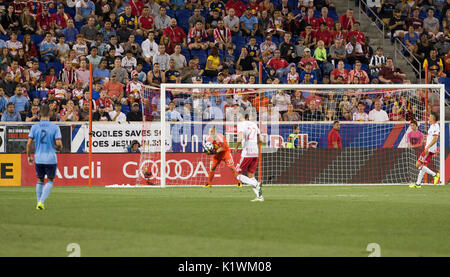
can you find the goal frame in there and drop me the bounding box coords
[159,83,446,187]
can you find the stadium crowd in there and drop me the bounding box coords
[0,0,447,123]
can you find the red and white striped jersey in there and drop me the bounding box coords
[126,80,144,99]
[213,27,231,44]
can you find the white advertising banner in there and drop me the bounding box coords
[85,122,171,153]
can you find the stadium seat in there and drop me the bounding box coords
[176,10,191,34]
[31,34,44,47]
[438,77,450,100]
[166,9,175,18]
[314,10,321,18]
[65,7,75,18]
[17,34,24,42]
[75,22,84,32]
[134,35,145,45]
[190,49,207,67]
[142,62,151,74]
[181,48,191,60]
[48,61,63,76]
[0,34,9,41]
[344,63,352,72]
[328,10,339,22]
[38,62,47,74]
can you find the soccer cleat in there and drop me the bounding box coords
[251,196,264,202]
[237,182,242,188]
[203,184,211,188]
[434,173,440,185]
[36,202,45,210]
[409,184,422,189]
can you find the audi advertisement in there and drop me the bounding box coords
[20,153,240,186]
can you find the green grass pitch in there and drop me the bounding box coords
[1,185,450,257]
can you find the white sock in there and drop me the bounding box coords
[237,174,258,187]
[237,175,259,197]
[251,177,262,197]
[421,166,436,177]
[416,167,426,185]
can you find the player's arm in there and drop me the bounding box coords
[26,137,34,165]
[55,139,63,151]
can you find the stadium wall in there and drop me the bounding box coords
[0,122,449,186]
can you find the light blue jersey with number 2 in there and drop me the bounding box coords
[29,120,62,164]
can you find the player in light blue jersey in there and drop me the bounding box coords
[26,105,63,210]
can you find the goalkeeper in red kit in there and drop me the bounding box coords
[203,126,241,188]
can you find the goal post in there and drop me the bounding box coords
[139,83,446,187]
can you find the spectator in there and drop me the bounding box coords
[389,104,405,121]
[73,34,89,58]
[116,21,133,44]
[287,65,300,84]
[408,7,424,33]
[328,121,342,148]
[22,34,38,61]
[388,9,407,42]
[423,49,446,83]
[154,6,171,37]
[261,103,281,122]
[303,100,323,121]
[378,58,408,84]
[332,21,347,44]
[100,21,117,44]
[163,18,187,48]
[36,5,54,36]
[348,60,370,84]
[54,3,71,35]
[127,140,141,153]
[330,60,349,84]
[339,8,356,31]
[189,8,206,29]
[62,19,79,46]
[423,8,443,40]
[0,88,8,116]
[170,44,188,71]
[347,21,365,46]
[122,51,138,74]
[111,57,129,84]
[204,46,222,77]
[300,62,318,84]
[318,6,334,30]
[436,34,450,57]
[93,104,112,121]
[352,101,368,121]
[213,19,232,51]
[80,16,98,44]
[345,36,365,65]
[407,121,424,148]
[368,99,389,121]
[314,40,334,76]
[118,5,138,33]
[223,8,241,36]
[267,49,295,79]
[240,7,258,37]
[1,102,22,122]
[75,0,96,23]
[300,24,316,49]
[271,89,291,117]
[20,6,36,35]
[1,5,19,35]
[181,59,203,83]
[279,32,296,62]
[147,62,164,86]
[60,99,79,121]
[160,34,175,55]
[104,73,125,101]
[126,102,143,121]
[6,31,22,57]
[153,44,171,71]
[315,22,333,49]
[166,101,183,121]
[260,34,278,62]
[188,21,211,50]
[138,6,155,36]
[109,102,127,122]
[283,104,301,121]
[25,104,40,122]
[142,31,159,65]
[369,47,387,79]
[78,101,91,121]
[226,0,246,17]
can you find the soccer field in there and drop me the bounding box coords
[1,185,450,257]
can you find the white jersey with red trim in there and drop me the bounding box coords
[426,122,439,153]
[126,80,143,99]
[237,120,260,158]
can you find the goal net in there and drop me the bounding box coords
[136,84,445,187]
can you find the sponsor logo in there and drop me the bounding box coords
[123,159,209,180]
[0,154,21,186]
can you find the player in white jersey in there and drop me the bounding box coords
[235,113,264,202]
[410,112,440,188]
